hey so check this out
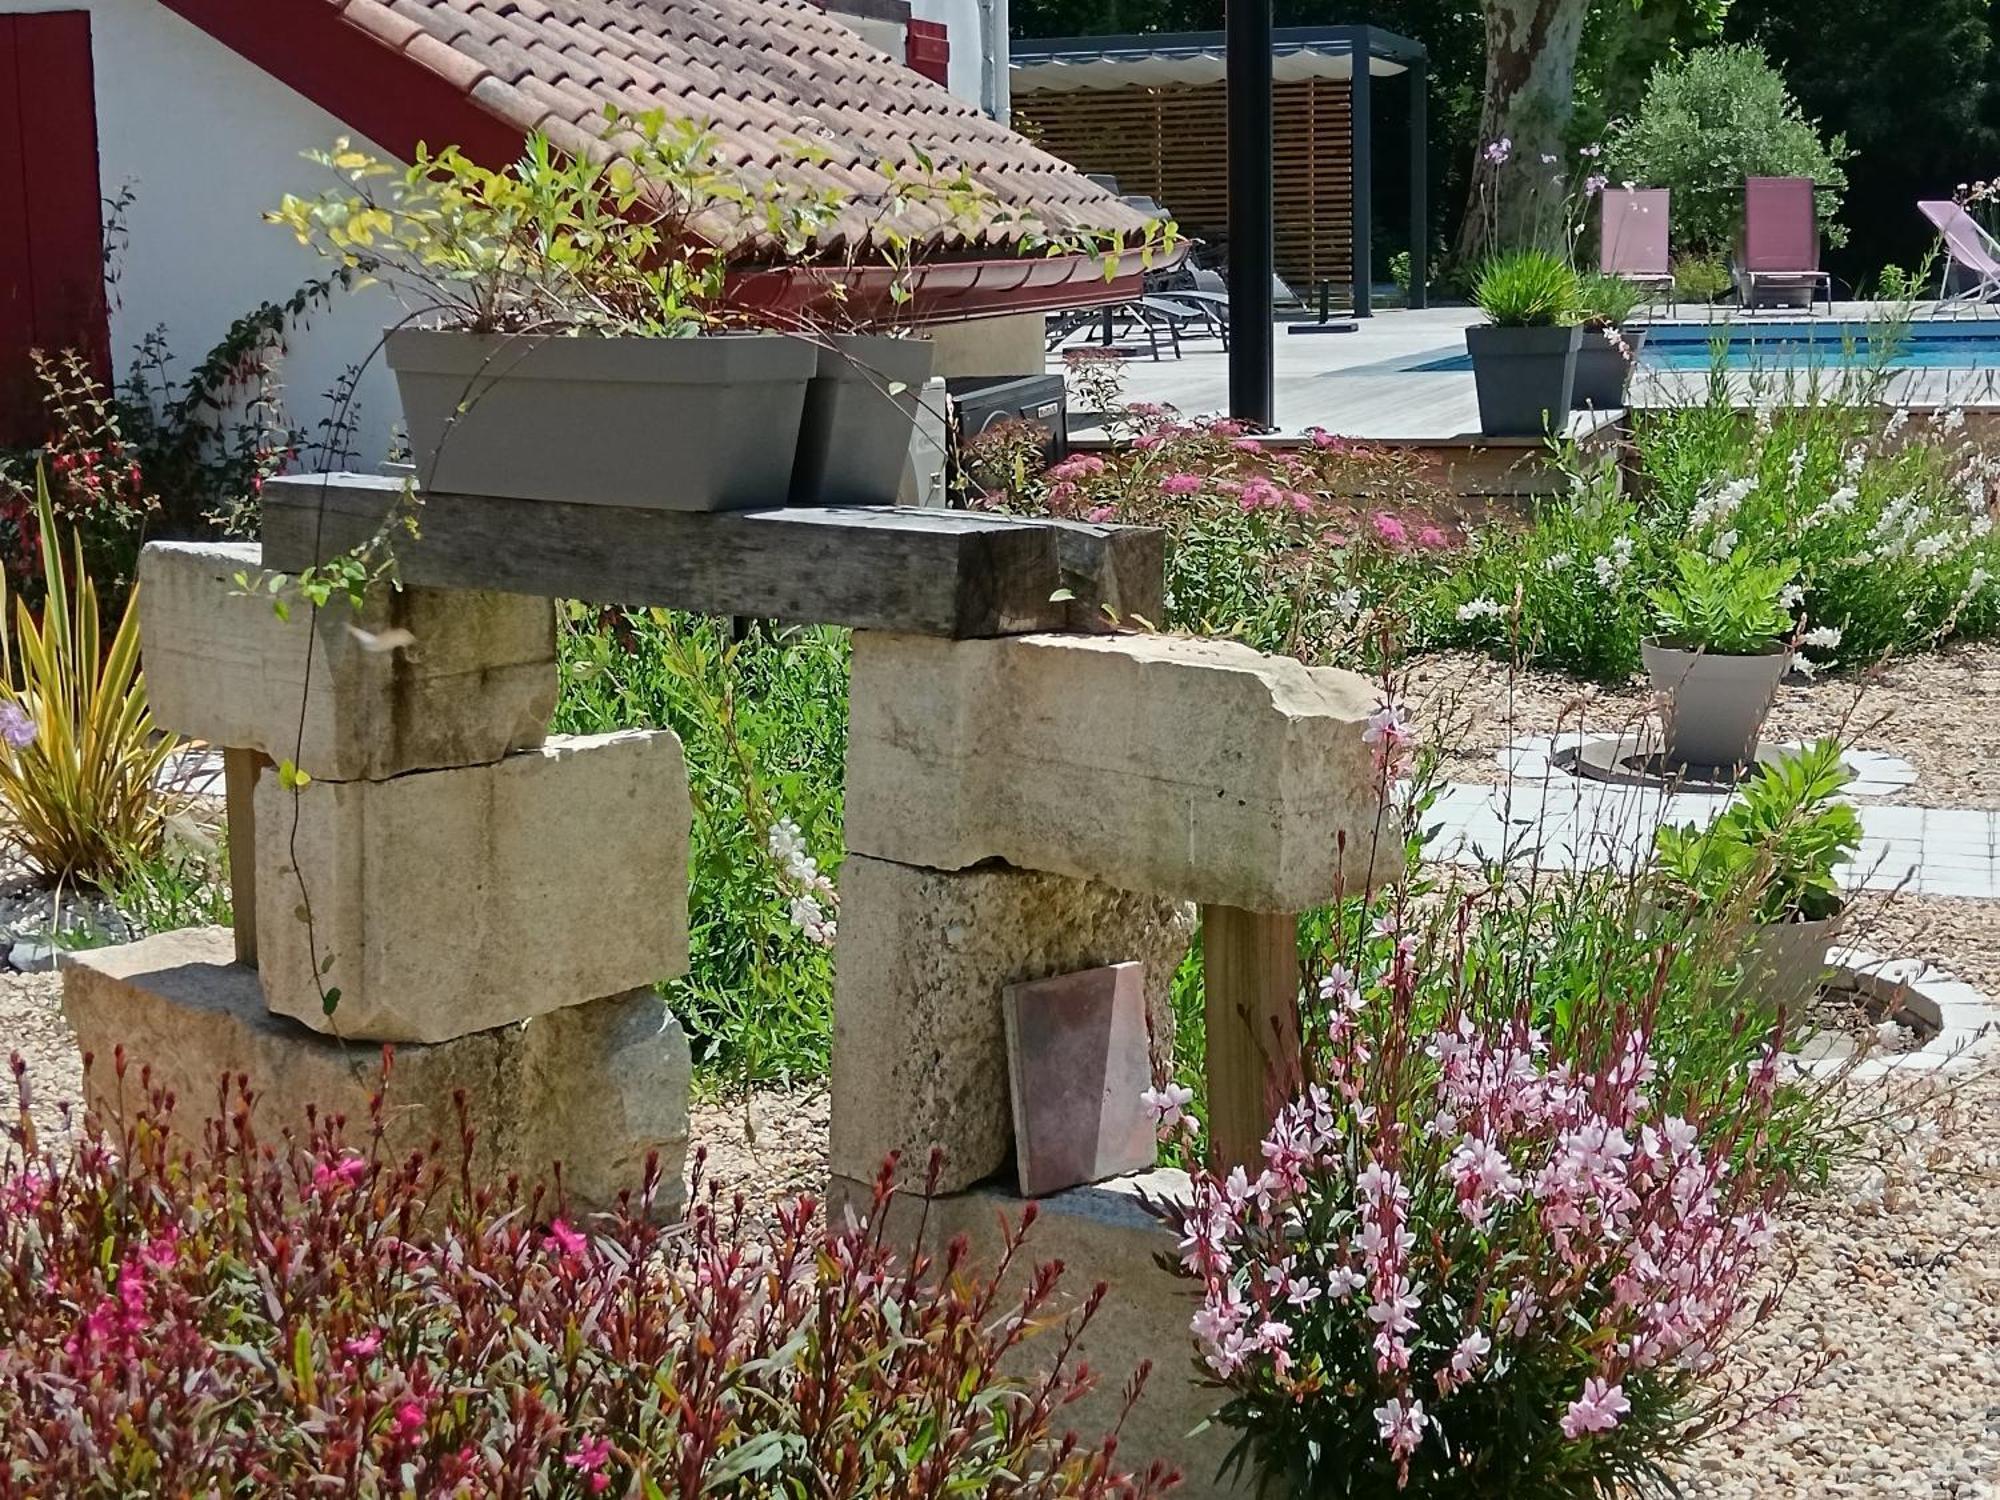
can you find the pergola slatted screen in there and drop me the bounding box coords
[1015,80,1354,295]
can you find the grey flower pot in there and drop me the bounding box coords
[1571,324,1647,410]
[1642,639,1791,768]
[386,328,816,510]
[1465,322,1581,437]
[1738,912,1842,1014]
[789,334,936,506]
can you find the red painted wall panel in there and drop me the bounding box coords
[0,11,109,446]
[905,18,948,86]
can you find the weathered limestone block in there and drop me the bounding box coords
[845,631,1392,911]
[256,731,690,1043]
[138,540,555,780]
[829,853,1193,1194]
[842,1168,1249,1498]
[62,927,692,1219]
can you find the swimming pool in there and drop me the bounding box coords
[1413,319,2000,373]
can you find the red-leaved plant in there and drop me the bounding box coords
[1157,901,1813,1498]
[0,1053,1176,1498]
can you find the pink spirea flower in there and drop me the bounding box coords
[1232,437,1262,454]
[1371,513,1410,548]
[1561,1377,1631,1438]
[0,702,33,751]
[1159,472,1204,496]
[546,1219,588,1259]
[1086,505,1117,523]
[1417,525,1452,550]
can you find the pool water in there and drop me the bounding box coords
[1413,319,2000,373]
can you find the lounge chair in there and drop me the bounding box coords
[1740,176,1833,312]
[1600,187,1675,310]
[1918,199,2000,307]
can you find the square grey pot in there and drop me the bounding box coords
[1738,912,1842,1015]
[387,328,816,510]
[789,334,936,506]
[1572,324,1647,410]
[1642,638,1791,768]
[1465,322,1581,437]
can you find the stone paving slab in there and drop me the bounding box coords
[1425,780,2000,899]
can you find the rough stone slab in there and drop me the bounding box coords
[845,631,1394,910]
[61,927,691,1220]
[841,1168,1248,1498]
[829,854,1193,1194]
[261,472,1163,639]
[1002,963,1155,1198]
[256,731,690,1043]
[138,540,556,780]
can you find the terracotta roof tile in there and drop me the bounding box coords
[329,0,1148,252]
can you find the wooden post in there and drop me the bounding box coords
[222,748,264,967]
[1201,905,1301,1172]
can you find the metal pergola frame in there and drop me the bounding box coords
[1010,23,1430,425]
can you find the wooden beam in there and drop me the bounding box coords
[1200,905,1302,1172]
[260,474,1164,639]
[222,748,264,967]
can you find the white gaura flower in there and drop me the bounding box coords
[1912,534,1952,562]
[1778,583,1805,610]
[1707,528,1739,560]
[1456,597,1507,622]
[1801,625,1842,651]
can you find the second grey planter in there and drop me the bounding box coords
[1466,322,1582,437]
[1642,638,1791,768]
[1738,912,1842,1014]
[387,328,816,510]
[1572,324,1647,410]
[790,335,936,506]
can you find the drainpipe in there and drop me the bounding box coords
[979,0,1009,123]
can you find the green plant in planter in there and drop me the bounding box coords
[1646,550,1795,653]
[1472,248,1580,326]
[1653,738,1860,925]
[1575,271,1646,330]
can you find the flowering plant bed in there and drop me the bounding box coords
[0,1057,1171,1498]
[1161,902,1807,1497]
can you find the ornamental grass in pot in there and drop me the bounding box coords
[1465,249,1582,437]
[1652,738,1861,1012]
[1570,272,1649,410]
[1643,551,1797,768]
[271,113,836,511]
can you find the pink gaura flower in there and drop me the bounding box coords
[1363,701,1417,778]
[1561,1377,1631,1438]
[566,1435,614,1492]
[1373,1395,1427,1460]
[310,1152,368,1195]
[344,1330,383,1359]
[392,1399,428,1440]
[546,1218,588,1259]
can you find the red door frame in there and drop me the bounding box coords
[0,10,109,446]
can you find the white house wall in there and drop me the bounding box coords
[0,0,405,468]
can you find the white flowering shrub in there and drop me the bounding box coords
[1164,901,1807,1497]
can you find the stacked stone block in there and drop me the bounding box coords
[62,541,694,1218]
[832,627,1387,1494]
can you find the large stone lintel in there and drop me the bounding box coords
[846,631,1394,910]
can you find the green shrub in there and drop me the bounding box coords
[555,606,848,1086]
[1575,270,1647,327]
[1654,739,1861,925]
[1608,45,1850,255]
[1671,253,1733,303]
[1646,550,1796,653]
[1472,249,1579,326]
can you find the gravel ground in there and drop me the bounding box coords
[1409,642,2000,806]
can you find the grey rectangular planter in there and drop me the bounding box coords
[387,328,816,510]
[1571,324,1646,410]
[789,334,936,506]
[1465,322,1581,437]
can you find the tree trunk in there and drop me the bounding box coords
[1456,0,1593,265]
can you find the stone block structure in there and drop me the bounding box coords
[833,626,1386,1497]
[69,541,693,1218]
